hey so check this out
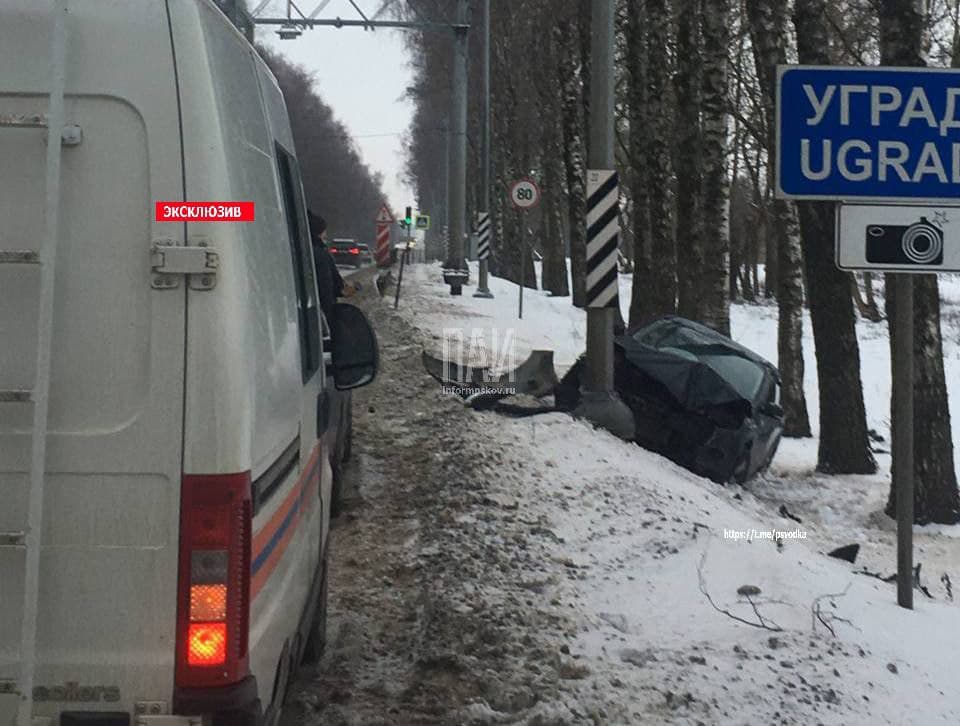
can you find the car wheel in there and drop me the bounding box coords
[301,553,328,665]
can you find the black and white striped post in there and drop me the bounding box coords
[586,170,620,308]
[576,0,634,440]
[474,211,494,298]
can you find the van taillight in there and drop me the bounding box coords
[175,472,251,688]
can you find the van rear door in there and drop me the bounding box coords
[0,1,186,720]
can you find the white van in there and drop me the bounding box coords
[0,2,378,724]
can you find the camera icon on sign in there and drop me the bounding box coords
[865,217,944,266]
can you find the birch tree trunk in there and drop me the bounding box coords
[644,0,678,317]
[792,0,876,473]
[880,0,960,524]
[699,0,731,335]
[673,0,704,321]
[728,30,746,304]
[746,0,812,437]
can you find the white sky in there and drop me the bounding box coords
[256,1,416,212]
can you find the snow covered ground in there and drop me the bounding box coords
[390,260,960,724]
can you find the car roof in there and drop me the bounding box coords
[625,316,780,380]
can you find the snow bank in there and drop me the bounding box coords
[395,261,960,724]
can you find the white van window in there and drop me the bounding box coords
[275,143,321,382]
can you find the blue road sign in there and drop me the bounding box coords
[777,65,960,201]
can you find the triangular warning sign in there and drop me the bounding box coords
[376,204,395,224]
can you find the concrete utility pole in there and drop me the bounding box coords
[473,0,494,298]
[443,0,470,294]
[577,0,634,438]
[442,122,450,261]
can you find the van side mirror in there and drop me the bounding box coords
[330,303,379,390]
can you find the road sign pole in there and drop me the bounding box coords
[508,178,541,317]
[519,213,525,319]
[474,0,493,299]
[394,242,411,310]
[894,274,914,609]
[577,0,634,440]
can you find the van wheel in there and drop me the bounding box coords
[302,555,328,665]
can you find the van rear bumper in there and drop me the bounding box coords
[173,675,262,726]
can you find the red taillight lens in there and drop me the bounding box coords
[175,472,251,688]
[188,623,228,666]
[349,247,359,255]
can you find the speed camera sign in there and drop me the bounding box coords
[509,178,541,210]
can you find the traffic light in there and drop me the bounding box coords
[404,206,413,228]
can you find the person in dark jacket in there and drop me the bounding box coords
[308,210,355,324]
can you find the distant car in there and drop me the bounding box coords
[557,316,783,483]
[330,239,373,267]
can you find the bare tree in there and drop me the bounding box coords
[791,0,877,473]
[558,16,589,305]
[538,7,570,296]
[626,0,654,327]
[879,0,960,524]
[746,0,812,437]
[674,0,705,321]
[699,0,732,335]
[643,0,678,319]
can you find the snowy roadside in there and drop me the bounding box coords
[398,261,960,601]
[463,413,960,724]
[391,261,960,724]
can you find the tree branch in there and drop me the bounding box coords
[811,582,853,637]
[698,543,783,632]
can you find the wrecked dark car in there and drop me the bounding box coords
[556,316,784,483]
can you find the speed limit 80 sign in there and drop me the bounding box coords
[509,178,541,210]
